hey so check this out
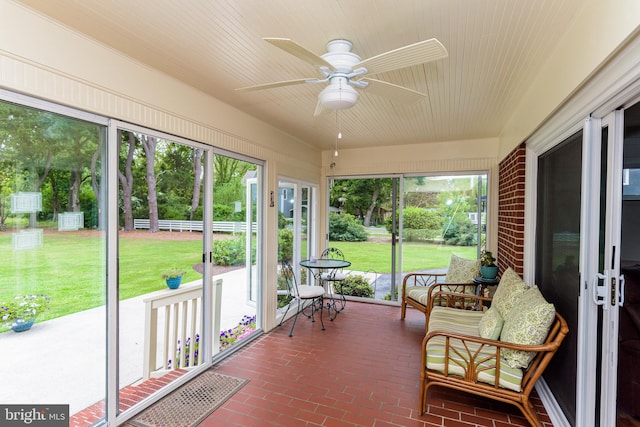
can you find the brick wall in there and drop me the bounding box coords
[497,143,526,276]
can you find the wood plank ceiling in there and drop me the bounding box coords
[15,0,585,151]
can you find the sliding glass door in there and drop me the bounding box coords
[276,178,316,323]
[326,174,487,302]
[0,90,265,426]
[328,177,396,300]
[535,130,582,425]
[0,96,108,423]
[210,153,262,356]
[535,101,640,426]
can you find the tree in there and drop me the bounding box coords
[91,131,105,229]
[213,155,253,219]
[190,148,203,220]
[43,116,101,215]
[0,160,17,226]
[118,131,137,231]
[140,134,159,232]
[330,178,392,226]
[0,105,57,227]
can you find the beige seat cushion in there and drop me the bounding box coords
[426,306,524,391]
[405,286,430,305]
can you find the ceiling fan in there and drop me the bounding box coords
[237,37,448,115]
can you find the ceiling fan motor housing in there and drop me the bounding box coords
[318,40,362,109]
[321,39,361,72]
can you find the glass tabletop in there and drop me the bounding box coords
[300,259,351,269]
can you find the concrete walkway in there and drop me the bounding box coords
[0,268,254,415]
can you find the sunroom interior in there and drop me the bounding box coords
[1,1,640,426]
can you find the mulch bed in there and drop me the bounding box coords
[192,262,244,276]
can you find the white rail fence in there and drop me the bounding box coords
[142,279,223,379]
[133,219,256,233]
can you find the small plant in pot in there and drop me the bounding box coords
[162,268,186,289]
[1,294,50,332]
[479,250,498,280]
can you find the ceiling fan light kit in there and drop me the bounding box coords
[318,78,359,110]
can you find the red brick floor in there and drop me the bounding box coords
[201,302,553,426]
[69,369,188,427]
[72,302,553,426]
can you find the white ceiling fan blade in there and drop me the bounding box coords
[264,38,335,69]
[236,78,310,91]
[356,38,448,76]
[361,78,427,104]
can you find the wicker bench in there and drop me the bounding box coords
[420,282,568,427]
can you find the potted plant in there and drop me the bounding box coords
[479,250,498,279]
[1,294,50,332]
[162,268,186,289]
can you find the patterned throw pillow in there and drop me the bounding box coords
[445,254,480,284]
[500,286,556,369]
[478,307,504,340]
[444,254,480,296]
[491,267,528,319]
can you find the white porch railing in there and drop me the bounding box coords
[142,279,223,379]
[133,219,257,233]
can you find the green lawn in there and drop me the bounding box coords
[0,232,202,325]
[2,231,477,326]
[329,240,477,273]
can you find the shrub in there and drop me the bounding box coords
[443,216,477,246]
[213,204,233,220]
[338,275,374,298]
[277,270,293,308]
[383,287,399,301]
[403,206,429,229]
[212,235,245,265]
[278,228,293,261]
[278,211,288,229]
[403,228,442,242]
[386,207,443,234]
[329,213,367,241]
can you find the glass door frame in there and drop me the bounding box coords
[108,120,216,423]
[588,110,625,427]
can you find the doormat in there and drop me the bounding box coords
[129,371,249,427]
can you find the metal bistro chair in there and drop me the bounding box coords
[319,247,349,315]
[279,260,325,337]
